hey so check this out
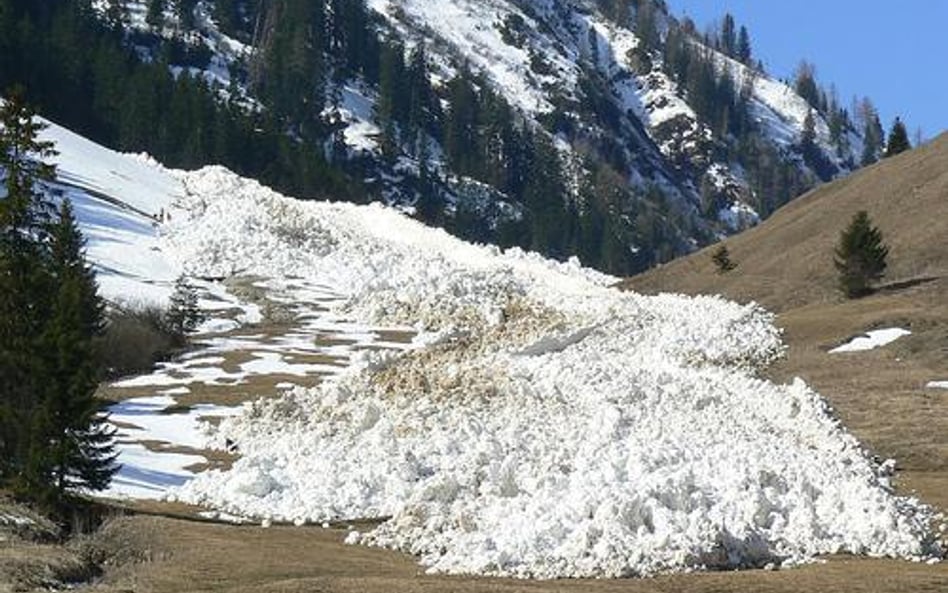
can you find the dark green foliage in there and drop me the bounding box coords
[834,211,889,298]
[736,25,751,64]
[175,0,198,31]
[166,275,204,340]
[720,13,736,56]
[884,117,911,157]
[146,0,165,29]
[28,200,117,503]
[711,244,736,273]
[376,40,407,160]
[0,89,58,489]
[0,0,359,202]
[0,94,117,507]
[252,0,326,139]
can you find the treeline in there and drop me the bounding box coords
[1,0,755,274]
[0,0,356,201]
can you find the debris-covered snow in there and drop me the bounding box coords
[829,328,912,354]
[164,166,941,577]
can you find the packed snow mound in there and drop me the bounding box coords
[168,167,940,577]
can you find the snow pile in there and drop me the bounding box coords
[829,328,912,353]
[166,167,941,577]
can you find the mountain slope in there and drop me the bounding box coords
[622,133,948,310]
[1,0,878,275]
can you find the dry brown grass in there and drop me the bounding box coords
[623,133,948,311]
[74,514,948,593]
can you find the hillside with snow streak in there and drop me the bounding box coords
[164,167,942,577]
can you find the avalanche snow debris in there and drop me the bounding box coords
[168,166,941,577]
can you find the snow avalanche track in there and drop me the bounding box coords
[163,167,942,578]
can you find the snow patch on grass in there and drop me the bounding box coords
[829,328,912,353]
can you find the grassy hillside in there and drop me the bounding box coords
[623,132,948,311]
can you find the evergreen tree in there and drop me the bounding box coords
[175,0,198,32]
[146,0,165,29]
[736,25,751,64]
[794,61,820,111]
[834,210,888,298]
[166,274,203,341]
[711,244,736,273]
[0,93,117,503]
[28,199,117,502]
[0,89,57,485]
[376,40,407,160]
[720,13,736,56]
[884,116,911,157]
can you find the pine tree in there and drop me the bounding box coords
[28,199,117,502]
[736,25,751,64]
[884,117,911,157]
[0,92,117,504]
[0,89,57,485]
[720,13,736,56]
[166,274,203,341]
[834,211,888,298]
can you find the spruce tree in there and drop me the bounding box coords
[834,210,889,298]
[166,274,203,341]
[884,117,911,157]
[0,89,57,486]
[0,92,117,503]
[29,199,117,502]
[736,25,751,64]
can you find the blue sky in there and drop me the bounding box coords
[665,1,948,141]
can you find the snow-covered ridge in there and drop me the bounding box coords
[163,166,941,578]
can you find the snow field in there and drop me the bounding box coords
[167,166,941,577]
